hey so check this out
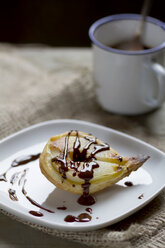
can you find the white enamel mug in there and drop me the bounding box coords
[89,14,165,115]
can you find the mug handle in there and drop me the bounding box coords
[144,62,165,107]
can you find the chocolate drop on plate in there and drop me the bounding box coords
[29,210,43,217]
[124,181,133,187]
[64,215,76,222]
[64,213,91,223]
[78,213,92,222]
[138,194,144,199]
[57,206,67,210]
[85,207,92,214]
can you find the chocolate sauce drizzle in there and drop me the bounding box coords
[51,130,110,206]
[64,213,92,223]
[51,132,71,179]
[0,153,52,218]
[1,134,108,221]
[0,154,40,183]
[26,196,54,213]
[22,179,54,213]
[18,169,29,186]
[11,153,41,167]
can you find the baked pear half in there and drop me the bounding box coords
[39,131,149,195]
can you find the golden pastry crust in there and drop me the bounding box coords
[39,131,149,194]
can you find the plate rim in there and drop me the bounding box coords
[0,119,165,231]
[0,118,165,155]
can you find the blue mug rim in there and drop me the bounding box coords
[89,14,165,55]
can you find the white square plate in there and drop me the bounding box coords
[0,119,165,231]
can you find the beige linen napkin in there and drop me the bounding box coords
[0,46,165,248]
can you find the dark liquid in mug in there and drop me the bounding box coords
[108,42,152,51]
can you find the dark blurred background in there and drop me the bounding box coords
[0,0,164,47]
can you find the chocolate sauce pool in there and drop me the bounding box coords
[77,194,95,206]
[51,130,110,206]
